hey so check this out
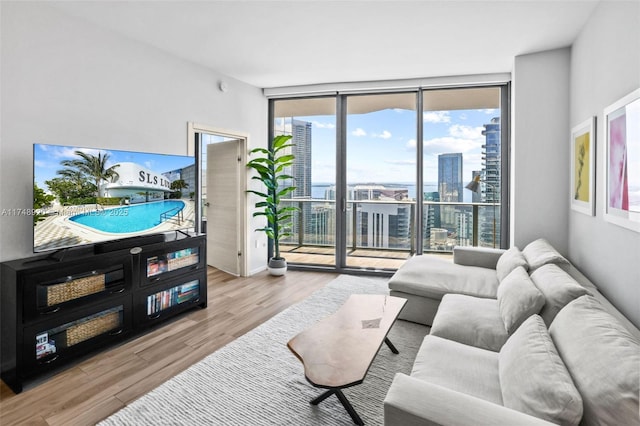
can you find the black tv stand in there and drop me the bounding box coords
[94,233,165,254]
[1,234,207,393]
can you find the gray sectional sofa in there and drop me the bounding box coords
[384,238,640,425]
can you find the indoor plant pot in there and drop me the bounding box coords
[267,257,287,276]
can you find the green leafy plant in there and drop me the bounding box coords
[246,134,299,261]
[33,183,55,225]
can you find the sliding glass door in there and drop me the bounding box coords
[269,83,509,273]
[345,93,417,269]
[271,97,337,267]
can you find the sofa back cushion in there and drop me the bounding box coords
[495,246,528,281]
[497,267,545,334]
[499,315,583,425]
[550,295,640,426]
[522,238,569,271]
[530,264,590,326]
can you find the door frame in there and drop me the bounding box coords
[188,122,248,276]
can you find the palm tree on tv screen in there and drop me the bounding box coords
[58,151,120,204]
[170,179,188,198]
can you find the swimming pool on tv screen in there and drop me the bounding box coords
[69,200,185,233]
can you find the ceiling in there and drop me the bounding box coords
[48,0,601,89]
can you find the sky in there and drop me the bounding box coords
[34,144,194,190]
[280,106,499,190]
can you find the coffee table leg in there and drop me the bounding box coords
[310,389,335,405]
[310,388,364,425]
[384,337,399,354]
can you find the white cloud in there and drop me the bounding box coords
[373,130,392,139]
[406,124,483,153]
[51,146,105,160]
[423,111,451,123]
[449,124,484,140]
[352,128,367,137]
[423,136,481,154]
[313,121,335,129]
[385,159,416,166]
[483,109,498,114]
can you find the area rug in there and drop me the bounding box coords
[100,275,429,425]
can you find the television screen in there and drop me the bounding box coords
[33,143,196,253]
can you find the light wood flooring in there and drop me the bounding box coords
[0,268,339,426]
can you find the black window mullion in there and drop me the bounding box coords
[415,90,424,255]
[335,95,348,269]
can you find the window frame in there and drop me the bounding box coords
[268,81,511,274]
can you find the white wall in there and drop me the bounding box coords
[569,1,640,326]
[0,3,269,273]
[511,48,571,253]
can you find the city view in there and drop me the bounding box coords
[272,90,502,268]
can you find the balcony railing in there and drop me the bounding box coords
[279,198,501,259]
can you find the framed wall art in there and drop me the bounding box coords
[571,117,596,215]
[604,88,640,232]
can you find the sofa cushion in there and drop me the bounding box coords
[530,264,590,326]
[430,294,508,352]
[412,335,503,405]
[495,246,528,282]
[453,246,505,269]
[499,315,583,425]
[550,295,640,426]
[522,238,569,271]
[387,255,499,300]
[497,267,545,334]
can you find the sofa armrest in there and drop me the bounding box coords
[453,246,505,269]
[384,374,555,426]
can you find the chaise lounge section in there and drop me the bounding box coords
[384,239,640,425]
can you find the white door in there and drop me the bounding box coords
[206,140,242,275]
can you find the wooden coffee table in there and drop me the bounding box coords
[287,294,407,425]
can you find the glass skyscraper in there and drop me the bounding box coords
[480,117,501,247]
[291,120,312,198]
[438,153,463,202]
[438,153,463,231]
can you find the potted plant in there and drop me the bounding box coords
[246,134,299,275]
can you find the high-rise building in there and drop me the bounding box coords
[353,184,411,249]
[455,207,474,246]
[482,117,500,204]
[438,153,463,231]
[274,119,313,244]
[308,204,335,245]
[291,120,312,198]
[438,153,463,202]
[423,191,440,250]
[480,117,501,247]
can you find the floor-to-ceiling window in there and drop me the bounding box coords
[272,97,337,267]
[269,82,509,273]
[345,93,417,268]
[422,87,505,251]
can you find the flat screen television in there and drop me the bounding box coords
[33,143,196,253]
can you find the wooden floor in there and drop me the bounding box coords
[0,268,339,426]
